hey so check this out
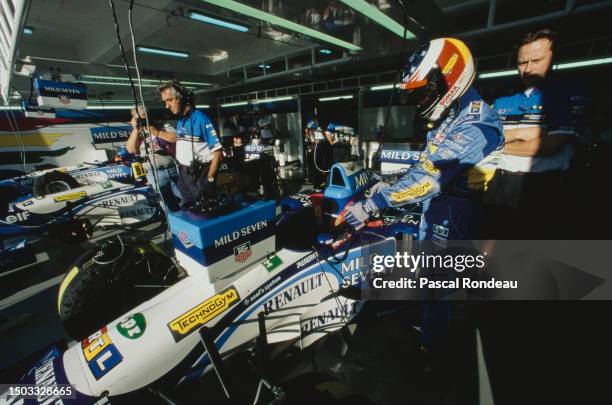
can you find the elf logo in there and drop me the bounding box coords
[4,212,30,224]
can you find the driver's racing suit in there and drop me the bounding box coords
[366,87,504,241]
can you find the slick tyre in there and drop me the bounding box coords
[33,170,80,198]
[57,251,135,341]
[58,241,177,340]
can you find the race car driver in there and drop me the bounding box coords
[158,80,223,209]
[337,38,504,242]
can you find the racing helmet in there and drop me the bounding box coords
[400,38,475,122]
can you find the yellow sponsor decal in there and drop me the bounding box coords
[442,53,458,74]
[131,162,146,179]
[53,190,87,202]
[168,286,240,342]
[0,133,69,147]
[390,181,434,203]
[421,160,440,176]
[82,328,112,362]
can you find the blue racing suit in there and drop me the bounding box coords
[367,86,504,241]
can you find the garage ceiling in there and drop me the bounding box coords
[8,0,612,105]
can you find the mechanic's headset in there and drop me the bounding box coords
[168,80,195,110]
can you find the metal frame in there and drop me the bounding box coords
[0,0,30,105]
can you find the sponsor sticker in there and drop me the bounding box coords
[117,313,146,340]
[82,327,111,362]
[53,190,87,202]
[88,344,123,380]
[442,53,458,74]
[101,181,113,189]
[234,241,252,263]
[390,181,434,203]
[421,160,440,176]
[167,286,240,342]
[469,101,482,114]
[263,254,283,272]
[177,231,194,249]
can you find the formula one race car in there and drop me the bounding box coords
[1,163,421,404]
[0,157,158,242]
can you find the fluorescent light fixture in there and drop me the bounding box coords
[554,56,612,70]
[0,106,22,110]
[479,56,612,79]
[319,49,332,55]
[81,75,210,86]
[339,0,416,40]
[371,83,398,91]
[200,0,362,51]
[137,46,189,58]
[252,96,293,104]
[196,104,211,108]
[79,80,159,88]
[85,105,135,110]
[258,64,271,69]
[319,94,354,102]
[478,70,516,79]
[188,11,249,32]
[221,101,248,108]
[23,27,34,35]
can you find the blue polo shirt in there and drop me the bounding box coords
[175,109,222,166]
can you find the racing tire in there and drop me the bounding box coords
[58,241,177,340]
[33,170,80,198]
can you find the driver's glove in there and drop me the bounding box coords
[336,199,380,231]
[368,181,390,196]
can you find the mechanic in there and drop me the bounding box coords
[326,122,356,163]
[126,105,181,211]
[158,80,223,209]
[338,38,504,242]
[306,118,334,187]
[483,29,589,239]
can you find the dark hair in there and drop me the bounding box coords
[158,80,194,107]
[518,29,557,52]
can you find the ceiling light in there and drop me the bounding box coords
[319,95,354,102]
[208,50,228,63]
[479,56,612,79]
[195,104,210,108]
[478,70,516,79]
[137,46,189,58]
[23,27,34,35]
[0,106,22,110]
[252,96,293,104]
[79,80,159,88]
[319,49,332,55]
[221,101,248,107]
[200,0,362,51]
[258,64,271,69]
[554,56,612,70]
[85,105,135,110]
[339,0,416,40]
[370,83,398,91]
[80,75,210,86]
[188,11,249,32]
